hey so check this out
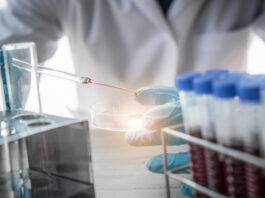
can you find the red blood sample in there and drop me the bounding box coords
[205,138,226,195]
[223,145,246,198]
[189,127,209,198]
[244,146,265,198]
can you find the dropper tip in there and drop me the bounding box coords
[84,78,93,84]
[134,91,139,97]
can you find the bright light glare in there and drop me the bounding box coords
[247,35,265,74]
[129,118,143,130]
[41,36,76,117]
[0,0,7,9]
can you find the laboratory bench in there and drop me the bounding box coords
[91,129,188,198]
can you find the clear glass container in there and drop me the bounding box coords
[1,42,41,113]
[90,93,156,132]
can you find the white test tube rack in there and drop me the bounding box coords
[161,124,265,198]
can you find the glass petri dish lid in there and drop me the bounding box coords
[90,93,155,132]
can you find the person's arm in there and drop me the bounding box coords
[0,0,64,62]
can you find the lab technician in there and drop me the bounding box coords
[1,0,265,196]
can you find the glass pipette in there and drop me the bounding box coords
[12,58,137,95]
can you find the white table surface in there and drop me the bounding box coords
[90,129,189,198]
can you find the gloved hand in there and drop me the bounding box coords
[125,86,193,197]
[0,49,23,110]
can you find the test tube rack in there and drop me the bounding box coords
[161,124,265,198]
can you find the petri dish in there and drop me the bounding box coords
[90,94,155,132]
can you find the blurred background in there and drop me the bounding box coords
[38,34,265,117]
[1,0,265,117]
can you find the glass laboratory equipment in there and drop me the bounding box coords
[162,71,265,198]
[238,83,265,198]
[0,111,95,198]
[194,76,226,195]
[90,93,156,132]
[176,72,210,198]
[0,42,95,197]
[214,80,246,198]
[0,120,16,198]
[90,85,181,131]
[1,42,41,113]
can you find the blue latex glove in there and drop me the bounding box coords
[0,49,22,110]
[125,86,193,197]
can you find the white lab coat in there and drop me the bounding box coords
[0,0,265,114]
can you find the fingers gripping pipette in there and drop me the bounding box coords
[12,58,138,96]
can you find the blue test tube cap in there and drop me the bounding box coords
[205,69,229,75]
[176,72,201,91]
[213,72,248,97]
[193,76,216,95]
[213,80,236,98]
[238,83,261,102]
[219,72,248,80]
[243,74,265,85]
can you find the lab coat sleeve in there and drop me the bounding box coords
[0,0,64,62]
[252,4,265,41]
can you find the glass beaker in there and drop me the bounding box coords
[1,42,41,113]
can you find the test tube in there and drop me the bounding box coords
[0,121,15,198]
[193,76,226,194]
[258,76,265,149]
[176,72,210,198]
[213,80,246,198]
[176,72,201,131]
[259,80,265,198]
[237,83,265,198]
